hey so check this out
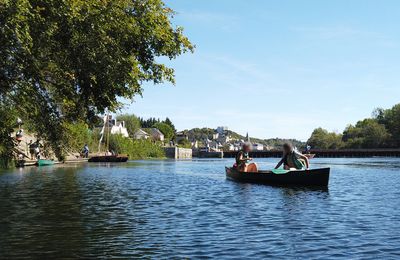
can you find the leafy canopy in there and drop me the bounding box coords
[307,103,400,149]
[0,0,193,159]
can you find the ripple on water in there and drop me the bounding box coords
[0,158,400,258]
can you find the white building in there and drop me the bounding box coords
[252,143,264,151]
[133,129,150,140]
[110,120,129,138]
[134,128,164,141]
[212,133,219,140]
[148,128,165,141]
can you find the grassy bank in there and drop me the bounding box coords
[65,123,165,160]
[109,135,165,159]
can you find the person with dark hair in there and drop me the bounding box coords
[275,143,309,170]
[235,143,258,172]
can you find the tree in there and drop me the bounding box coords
[0,103,18,168]
[117,114,141,137]
[342,119,389,148]
[164,117,176,133]
[153,122,174,141]
[0,0,193,161]
[177,138,191,148]
[307,128,343,149]
[381,104,400,146]
[140,117,165,128]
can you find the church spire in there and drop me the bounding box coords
[246,132,251,143]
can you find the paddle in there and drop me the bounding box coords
[272,169,290,174]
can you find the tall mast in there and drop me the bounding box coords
[106,111,110,153]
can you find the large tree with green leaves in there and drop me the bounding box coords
[378,104,400,147]
[307,128,343,149]
[0,0,193,162]
[342,119,389,148]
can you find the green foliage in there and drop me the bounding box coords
[0,104,18,168]
[183,128,216,141]
[139,117,160,128]
[109,134,165,159]
[177,138,191,148]
[342,119,389,148]
[164,117,176,133]
[117,114,140,137]
[64,122,96,152]
[0,0,193,160]
[307,128,343,149]
[308,104,400,149]
[153,122,174,141]
[378,104,400,147]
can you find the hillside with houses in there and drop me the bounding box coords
[175,127,305,152]
[96,115,305,153]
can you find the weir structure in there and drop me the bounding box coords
[223,149,400,158]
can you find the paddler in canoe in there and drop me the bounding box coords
[275,143,310,170]
[235,143,258,172]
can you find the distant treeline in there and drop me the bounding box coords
[307,103,400,149]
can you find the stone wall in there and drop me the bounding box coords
[164,147,192,159]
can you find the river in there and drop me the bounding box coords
[1,158,400,259]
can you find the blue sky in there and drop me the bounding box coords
[122,0,400,140]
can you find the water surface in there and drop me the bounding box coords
[1,158,400,259]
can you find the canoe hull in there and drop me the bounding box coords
[37,159,55,166]
[88,155,128,163]
[226,167,330,187]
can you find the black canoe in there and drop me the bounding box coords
[88,155,128,163]
[225,167,330,187]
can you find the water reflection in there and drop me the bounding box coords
[0,158,399,258]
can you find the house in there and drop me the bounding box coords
[226,143,236,151]
[217,135,231,144]
[97,116,129,138]
[143,128,164,141]
[133,129,150,140]
[175,131,188,143]
[252,143,264,151]
[150,128,164,141]
[191,140,199,149]
[110,120,129,138]
[212,132,219,140]
[205,139,223,152]
[134,128,164,141]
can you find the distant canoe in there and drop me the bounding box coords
[88,155,128,163]
[225,167,330,187]
[37,159,55,166]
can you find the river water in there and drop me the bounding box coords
[0,158,400,259]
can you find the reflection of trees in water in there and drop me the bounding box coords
[0,165,142,258]
[0,166,88,257]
